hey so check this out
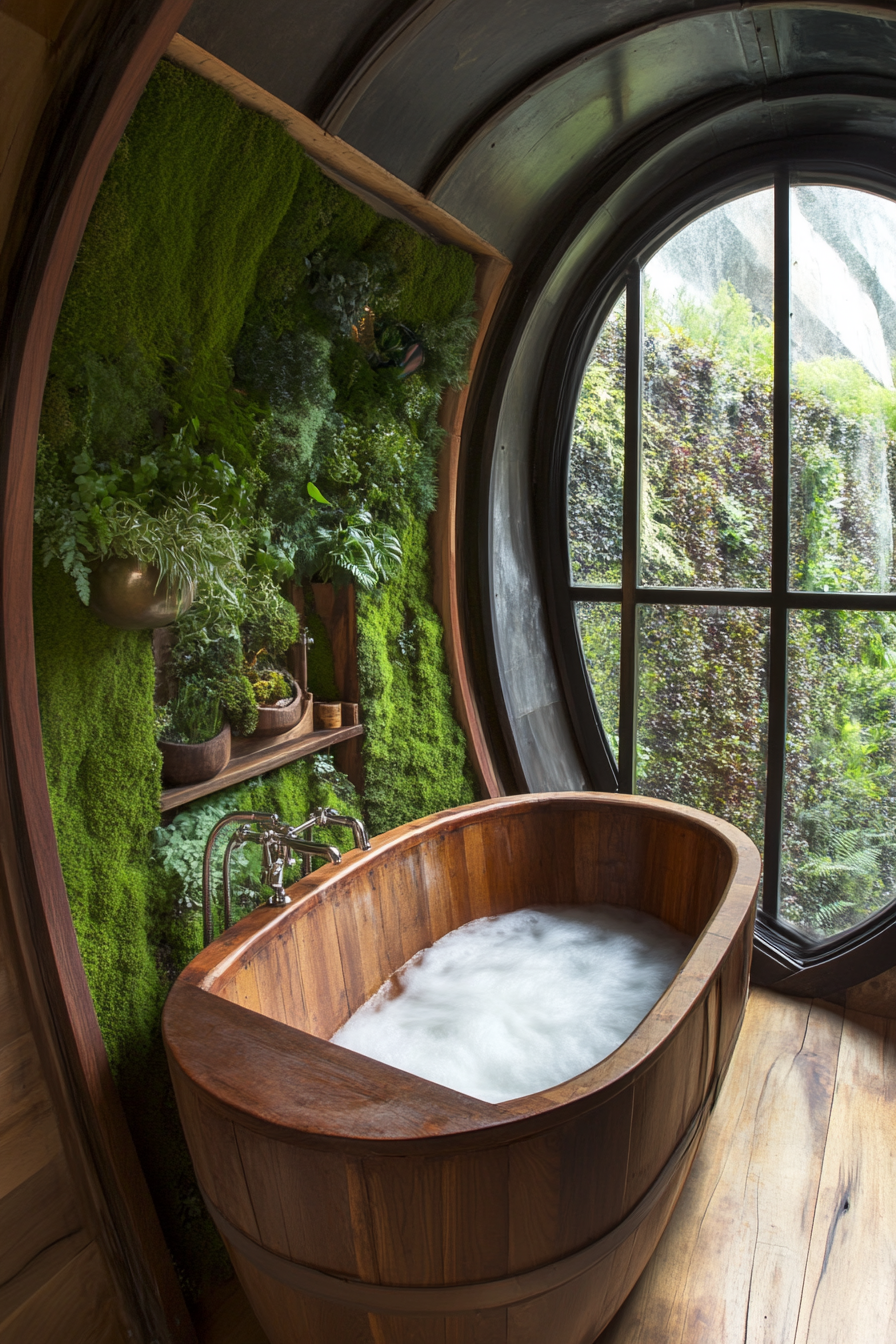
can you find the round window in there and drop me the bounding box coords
[566,174,896,969]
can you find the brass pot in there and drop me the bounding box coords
[88,557,196,630]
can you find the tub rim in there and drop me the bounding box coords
[163,791,760,1152]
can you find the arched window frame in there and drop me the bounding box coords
[538,148,896,995]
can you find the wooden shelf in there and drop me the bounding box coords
[160,722,364,811]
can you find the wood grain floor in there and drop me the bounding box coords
[194,988,896,1344]
[600,988,896,1344]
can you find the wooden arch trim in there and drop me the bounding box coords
[0,1,197,1339]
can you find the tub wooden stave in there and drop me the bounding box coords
[164,793,759,1344]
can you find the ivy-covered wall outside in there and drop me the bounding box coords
[34,58,477,1297]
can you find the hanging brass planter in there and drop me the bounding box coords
[88,556,196,630]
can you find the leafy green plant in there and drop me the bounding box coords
[416,301,478,391]
[151,752,361,927]
[219,672,258,736]
[159,679,225,744]
[304,250,393,338]
[166,571,300,734]
[293,483,401,590]
[246,662,293,706]
[40,477,245,607]
[311,509,401,590]
[241,572,299,658]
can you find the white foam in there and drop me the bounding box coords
[330,904,694,1103]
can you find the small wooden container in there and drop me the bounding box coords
[251,679,307,737]
[315,701,342,730]
[159,723,231,786]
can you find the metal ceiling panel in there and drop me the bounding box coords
[772,8,896,77]
[326,0,746,187]
[429,14,755,259]
[179,0,400,118]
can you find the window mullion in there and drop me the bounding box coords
[762,169,792,918]
[618,263,642,793]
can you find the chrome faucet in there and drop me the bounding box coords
[201,810,345,947]
[310,806,371,854]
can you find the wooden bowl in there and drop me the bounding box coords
[252,680,307,737]
[159,723,230,785]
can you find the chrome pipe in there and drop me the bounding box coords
[201,811,345,945]
[202,811,277,947]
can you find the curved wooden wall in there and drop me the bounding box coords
[0,1,198,1339]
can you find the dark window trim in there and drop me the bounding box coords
[535,138,896,997]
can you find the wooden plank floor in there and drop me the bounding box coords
[600,988,896,1344]
[194,988,896,1344]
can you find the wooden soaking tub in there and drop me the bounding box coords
[163,793,760,1344]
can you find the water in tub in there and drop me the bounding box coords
[330,905,694,1103]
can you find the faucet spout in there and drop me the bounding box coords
[313,807,371,852]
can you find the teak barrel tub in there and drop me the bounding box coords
[163,793,760,1344]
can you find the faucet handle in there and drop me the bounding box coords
[266,837,342,907]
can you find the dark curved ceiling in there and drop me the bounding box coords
[181,2,896,260]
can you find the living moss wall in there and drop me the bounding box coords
[359,513,475,833]
[34,58,477,1296]
[34,561,165,1066]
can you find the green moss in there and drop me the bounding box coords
[369,218,477,327]
[357,513,476,834]
[238,159,381,350]
[33,560,165,1073]
[302,606,339,701]
[56,61,302,395]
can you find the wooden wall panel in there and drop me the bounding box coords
[0,1240,125,1344]
[0,940,130,1343]
[0,0,207,1339]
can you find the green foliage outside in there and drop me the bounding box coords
[33,58,477,1298]
[572,282,896,939]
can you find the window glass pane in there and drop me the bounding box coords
[568,292,625,584]
[575,602,621,757]
[790,186,896,594]
[781,609,896,938]
[641,190,774,589]
[636,604,769,850]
